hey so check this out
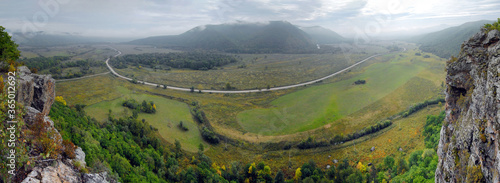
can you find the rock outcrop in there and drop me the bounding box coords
[17,66,55,116]
[436,28,500,182]
[17,67,111,183]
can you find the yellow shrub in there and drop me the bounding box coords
[55,96,67,106]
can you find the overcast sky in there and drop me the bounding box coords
[1,0,499,39]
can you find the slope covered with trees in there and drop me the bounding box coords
[129,21,318,53]
[299,26,345,44]
[411,20,492,58]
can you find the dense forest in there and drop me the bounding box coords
[110,51,239,71]
[38,98,447,183]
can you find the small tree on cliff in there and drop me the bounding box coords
[0,26,20,71]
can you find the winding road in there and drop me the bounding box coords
[105,47,388,93]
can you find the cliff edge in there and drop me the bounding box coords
[15,66,110,183]
[436,28,500,182]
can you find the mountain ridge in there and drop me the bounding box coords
[129,21,336,53]
[411,20,493,58]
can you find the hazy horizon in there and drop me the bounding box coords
[2,0,499,40]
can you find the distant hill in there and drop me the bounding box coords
[11,32,130,47]
[299,26,345,44]
[11,32,96,47]
[129,21,318,53]
[411,20,493,58]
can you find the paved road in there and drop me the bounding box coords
[105,47,386,93]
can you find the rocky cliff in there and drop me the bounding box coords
[436,28,500,182]
[16,67,110,183]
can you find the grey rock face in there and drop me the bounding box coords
[436,29,500,182]
[17,66,55,116]
[83,172,109,183]
[22,160,81,183]
[74,147,86,166]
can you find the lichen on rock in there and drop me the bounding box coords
[436,28,500,182]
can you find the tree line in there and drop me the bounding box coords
[401,98,444,118]
[297,120,392,150]
[122,99,157,114]
[20,56,106,79]
[110,51,239,71]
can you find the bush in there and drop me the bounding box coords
[354,80,366,85]
[62,139,76,159]
[191,107,207,123]
[74,161,89,174]
[201,127,220,144]
[178,121,189,131]
[484,18,500,32]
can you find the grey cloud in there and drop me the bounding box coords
[0,0,499,38]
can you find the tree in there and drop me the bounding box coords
[384,156,395,170]
[294,168,302,181]
[346,170,363,183]
[175,139,182,157]
[356,162,367,173]
[274,170,285,183]
[0,26,20,71]
[198,143,204,157]
[303,177,314,183]
[377,171,386,183]
[409,150,423,168]
[178,121,188,131]
[225,83,232,90]
[397,158,409,174]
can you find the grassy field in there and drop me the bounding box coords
[84,86,207,152]
[52,42,447,174]
[236,48,441,135]
[56,74,123,105]
[56,75,206,152]
[205,105,443,176]
[55,44,444,143]
[112,44,385,90]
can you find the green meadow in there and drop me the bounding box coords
[85,86,207,152]
[237,51,432,135]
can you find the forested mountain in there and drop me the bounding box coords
[129,21,318,53]
[299,26,345,44]
[410,20,492,58]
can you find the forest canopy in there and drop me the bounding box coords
[110,51,239,70]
